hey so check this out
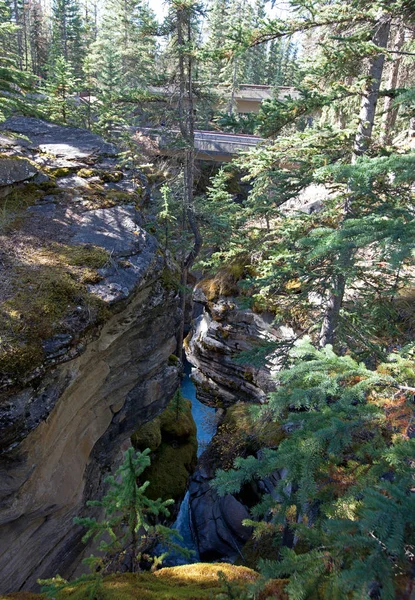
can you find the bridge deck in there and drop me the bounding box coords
[133,127,264,161]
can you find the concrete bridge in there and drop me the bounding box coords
[133,127,265,162]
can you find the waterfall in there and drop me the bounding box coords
[164,359,216,565]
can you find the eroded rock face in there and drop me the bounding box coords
[189,463,252,562]
[186,290,294,406]
[0,119,181,592]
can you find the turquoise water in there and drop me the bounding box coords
[165,360,216,564]
[182,360,216,457]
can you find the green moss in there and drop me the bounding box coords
[48,167,75,178]
[225,403,285,448]
[5,565,262,600]
[131,417,162,452]
[76,168,124,183]
[160,398,197,440]
[168,353,179,366]
[52,244,109,269]
[144,438,197,501]
[100,170,123,183]
[105,190,134,203]
[76,168,95,178]
[0,243,111,381]
[131,396,198,501]
[243,371,254,383]
[198,261,247,301]
[0,182,63,233]
[0,183,44,214]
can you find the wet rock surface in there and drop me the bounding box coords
[0,119,181,592]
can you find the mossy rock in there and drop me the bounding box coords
[76,168,124,183]
[48,167,76,178]
[100,170,123,183]
[168,353,179,366]
[224,402,285,448]
[160,398,197,440]
[198,261,247,301]
[0,243,110,380]
[131,395,197,501]
[144,437,197,502]
[131,417,162,452]
[76,168,95,178]
[4,564,269,600]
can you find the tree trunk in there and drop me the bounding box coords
[380,26,405,145]
[175,2,203,357]
[320,15,391,347]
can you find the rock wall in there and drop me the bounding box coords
[185,288,295,562]
[0,118,181,592]
[187,289,294,406]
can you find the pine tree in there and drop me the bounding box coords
[43,54,77,124]
[50,0,85,76]
[92,38,125,139]
[201,0,415,357]
[92,0,157,94]
[74,447,177,574]
[28,0,48,77]
[164,0,203,356]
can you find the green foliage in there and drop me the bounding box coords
[0,0,36,120]
[214,111,259,135]
[42,55,78,124]
[73,448,179,574]
[214,338,415,599]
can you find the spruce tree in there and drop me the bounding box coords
[43,54,77,124]
[50,0,85,76]
[214,338,415,599]
[74,447,177,574]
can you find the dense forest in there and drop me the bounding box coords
[1,0,415,599]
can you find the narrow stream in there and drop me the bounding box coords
[166,359,217,565]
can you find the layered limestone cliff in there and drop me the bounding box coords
[184,286,294,562]
[0,118,181,592]
[187,286,294,407]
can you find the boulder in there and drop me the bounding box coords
[0,157,38,189]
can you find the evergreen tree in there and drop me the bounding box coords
[43,54,77,123]
[0,0,34,119]
[75,447,177,574]
[201,0,415,357]
[92,0,157,93]
[28,0,48,77]
[50,0,85,76]
[164,0,203,356]
[214,338,415,599]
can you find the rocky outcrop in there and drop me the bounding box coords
[187,289,294,406]
[189,462,252,562]
[0,119,181,592]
